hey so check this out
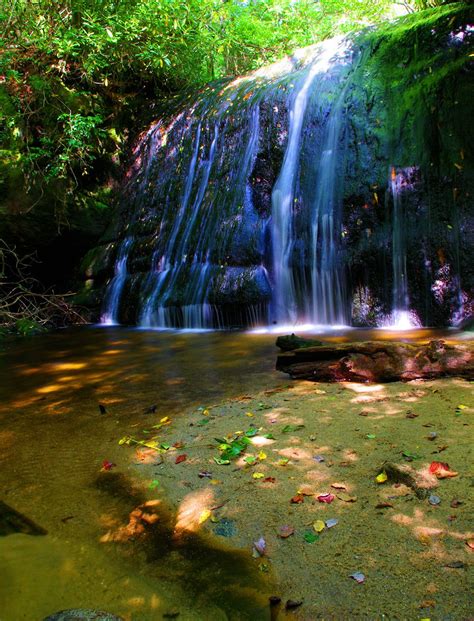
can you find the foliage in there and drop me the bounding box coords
[1,0,464,220]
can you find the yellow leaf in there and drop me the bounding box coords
[258,451,267,461]
[202,409,209,415]
[376,471,388,484]
[198,509,212,524]
[160,416,170,423]
[457,404,467,410]
[313,520,325,533]
[278,458,289,466]
[246,412,254,417]
[210,479,221,485]
[252,472,265,479]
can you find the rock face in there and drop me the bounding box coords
[276,338,474,382]
[82,5,473,329]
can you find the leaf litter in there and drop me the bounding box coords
[114,377,471,618]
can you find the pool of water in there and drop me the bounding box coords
[0,325,464,620]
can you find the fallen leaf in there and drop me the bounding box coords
[198,509,212,524]
[290,494,305,504]
[252,472,265,479]
[429,461,458,478]
[253,537,266,556]
[278,525,295,538]
[282,424,304,433]
[317,493,335,504]
[376,472,388,484]
[402,451,423,461]
[209,479,221,485]
[213,457,230,465]
[173,441,185,449]
[278,458,290,466]
[366,434,376,439]
[337,492,357,503]
[175,454,187,464]
[246,412,254,417]
[303,531,319,543]
[264,477,276,483]
[101,460,115,471]
[297,485,315,496]
[285,600,303,610]
[444,560,465,569]
[149,480,160,489]
[258,451,267,461]
[198,471,212,479]
[244,456,257,465]
[313,520,325,533]
[331,483,346,490]
[350,572,365,584]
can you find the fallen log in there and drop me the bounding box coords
[276,338,474,382]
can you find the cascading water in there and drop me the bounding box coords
[388,167,414,329]
[271,36,352,327]
[101,237,132,325]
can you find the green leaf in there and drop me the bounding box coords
[303,531,319,543]
[214,457,231,465]
[282,424,304,433]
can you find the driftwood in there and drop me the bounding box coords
[276,338,474,382]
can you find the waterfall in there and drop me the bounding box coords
[95,16,469,331]
[271,36,351,327]
[101,237,132,325]
[389,167,413,329]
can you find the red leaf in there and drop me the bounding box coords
[290,494,305,504]
[175,454,187,464]
[101,460,115,471]
[264,477,276,483]
[317,493,335,504]
[429,461,458,478]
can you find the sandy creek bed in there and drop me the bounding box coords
[0,327,472,620]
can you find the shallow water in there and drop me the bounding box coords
[0,326,465,620]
